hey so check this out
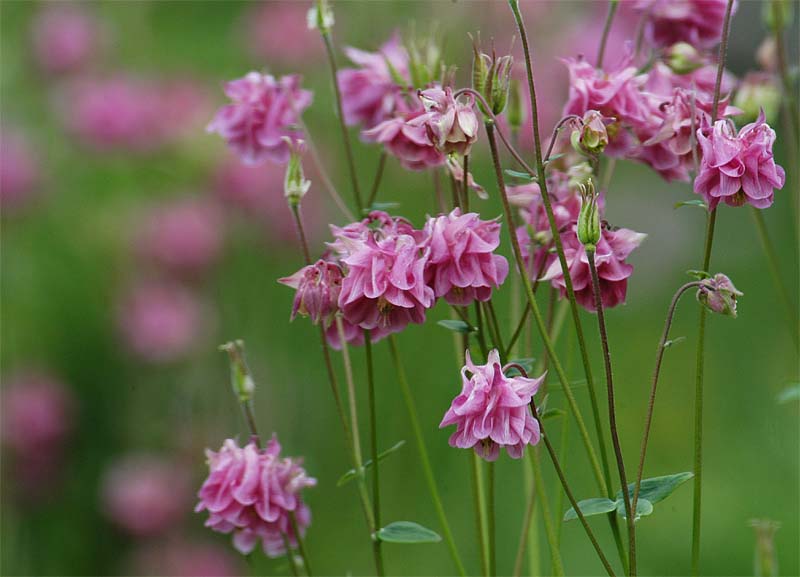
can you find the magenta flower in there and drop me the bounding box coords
[101,455,189,537]
[338,232,434,335]
[195,436,316,557]
[327,210,418,259]
[440,349,543,461]
[31,4,102,75]
[636,0,736,49]
[337,34,409,129]
[362,109,446,171]
[246,2,320,66]
[423,209,509,305]
[279,260,344,326]
[0,129,41,212]
[207,72,312,165]
[694,112,785,209]
[129,539,244,577]
[418,86,480,155]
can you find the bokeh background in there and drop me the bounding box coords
[1,1,798,576]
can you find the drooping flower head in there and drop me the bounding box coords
[279,260,344,326]
[697,273,742,317]
[362,108,445,171]
[440,350,543,461]
[207,72,312,165]
[418,86,480,155]
[195,436,316,558]
[694,112,785,209]
[422,209,508,305]
[635,0,736,50]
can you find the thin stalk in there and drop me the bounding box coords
[363,331,385,576]
[290,204,312,265]
[471,452,490,577]
[597,0,619,68]
[512,468,538,577]
[319,28,363,213]
[554,417,570,547]
[693,2,734,572]
[488,462,497,577]
[485,300,506,357]
[366,152,387,209]
[633,282,703,514]
[434,168,447,214]
[588,250,636,575]
[388,336,467,576]
[220,341,261,444]
[462,154,471,211]
[336,317,364,473]
[282,534,300,577]
[530,448,565,576]
[289,511,313,576]
[474,301,490,358]
[298,119,354,222]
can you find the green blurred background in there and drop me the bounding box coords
[1,1,798,576]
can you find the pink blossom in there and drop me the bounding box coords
[207,72,312,165]
[338,232,434,335]
[440,349,543,461]
[195,437,316,558]
[128,539,244,577]
[422,209,508,305]
[245,2,320,65]
[418,86,480,155]
[135,198,224,278]
[635,0,736,50]
[31,4,101,74]
[645,61,736,101]
[697,273,742,317]
[101,456,189,536]
[0,129,41,212]
[694,112,785,209]
[328,210,418,259]
[337,34,409,129]
[279,260,343,326]
[362,109,445,171]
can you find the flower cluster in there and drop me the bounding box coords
[195,436,316,558]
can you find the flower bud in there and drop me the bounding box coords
[763,0,792,32]
[219,340,256,402]
[279,260,344,326]
[665,42,704,74]
[750,519,780,577]
[577,180,601,251]
[756,37,778,72]
[307,0,334,32]
[696,273,743,317]
[283,140,310,207]
[507,78,524,131]
[471,37,514,116]
[734,73,781,125]
[571,111,609,157]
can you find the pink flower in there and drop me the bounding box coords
[694,112,785,209]
[423,209,508,305]
[101,456,189,536]
[195,436,316,558]
[338,231,434,335]
[362,109,446,171]
[0,129,41,212]
[135,198,224,278]
[128,539,244,577]
[327,210,418,259]
[245,2,319,66]
[696,273,742,317]
[418,86,480,155]
[31,4,102,74]
[440,349,543,461]
[541,224,646,311]
[337,34,410,129]
[279,260,344,326]
[207,72,312,165]
[635,0,736,50]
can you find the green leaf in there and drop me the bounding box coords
[686,269,710,280]
[674,199,707,209]
[437,320,476,334]
[367,202,401,214]
[777,383,800,404]
[563,498,618,521]
[376,521,442,544]
[504,358,536,376]
[337,441,406,487]
[504,169,536,181]
[616,498,654,520]
[543,153,566,164]
[664,336,686,348]
[540,407,566,420]
[616,472,694,505]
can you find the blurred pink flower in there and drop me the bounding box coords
[207,72,312,165]
[694,112,785,209]
[422,209,508,306]
[31,3,102,74]
[440,349,543,461]
[645,61,736,101]
[337,34,410,129]
[135,198,224,278]
[195,436,316,557]
[279,260,344,326]
[0,129,41,212]
[101,455,189,536]
[245,1,320,65]
[116,281,208,363]
[129,539,244,577]
[418,86,479,155]
[635,0,736,50]
[362,109,445,171]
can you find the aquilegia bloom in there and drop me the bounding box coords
[694,112,785,209]
[207,72,312,165]
[635,0,735,50]
[195,436,316,558]
[279,259,344,326]
[697,273,742,317]
[440,349,543,461]
[362,109,445,171]
[418,86,480,155]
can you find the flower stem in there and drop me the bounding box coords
[366,152,387,209]
[471,452,490,577]
[289,511,313,576]
[290,204,312,264]
[337,317,364,472]
[220,341,261,444]
[319,29,363,213]
[363,331,385,576]
[587,250,636,576]
[633,282,703,514]
[512,465,538,577]
[530,447,565,576]
[597,0,619,69]
[282,533,300,577]
[488,461,497,577]
[388,336,467,576]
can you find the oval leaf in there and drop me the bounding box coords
[376,521,442,544]
[437,320,476,334]
[777,383,800,404]
[337,441,406,487]
[617,472,694,505]
[563,498,618,522]
[674,199,708,210]
[504,169,536,181]
[617,498,654,521]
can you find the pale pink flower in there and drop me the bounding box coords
[418,86,480,155]
[635,0,736,49]
[362,109,446,171]
[245,2,319,65]
[31,4,102,74]
[207,72,312,165]
[195,437,316,558]
[423,209,508,305]
[129,539,244,577]
[279,260,343,326]
[337,34,410,129]
[645,61,736,101]
[101,456,189,536]
[440,349,543,461]
[694,112,785,209]
[327,210,417,259]
[445,155,487,199]
[697,273,742,317]
[0,129,41,212]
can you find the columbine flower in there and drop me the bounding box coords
[445,155,487,199]
[694,112,785,209]
[279,260,343,326]
[635,0,736,50]
[207,72,312,165]
[195,436,316,558]
[362,109,445,171]
[440,349,543,461]
[31,4,101,75]
[570,110,610,157]
[697,273,742,317]
[422,209,508,305]
[418,86,480,155]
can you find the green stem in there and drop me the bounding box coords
[366,152,387,209]
[388,336,467,576]
[597,0,619,68]
[512,465,538,577]
[554,417,570,547]
[530,448,565,576]
[488,462,497,577]
[282,534,300,577]
[485,300,506,357]
[364,331,385,576]
[471,452,490,577]
[289,511,313,576]
[336,318,364,475]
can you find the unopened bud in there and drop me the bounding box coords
[665,42,704,74]
[577,180,601,250]
[734,73,781,125]
[696,273,743,317]
[284,140,310,207]
[763,0,793,32]
[307,0,334,32]
[220,340,255,402]
[571,111,609,157]
[750,519,780,577]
